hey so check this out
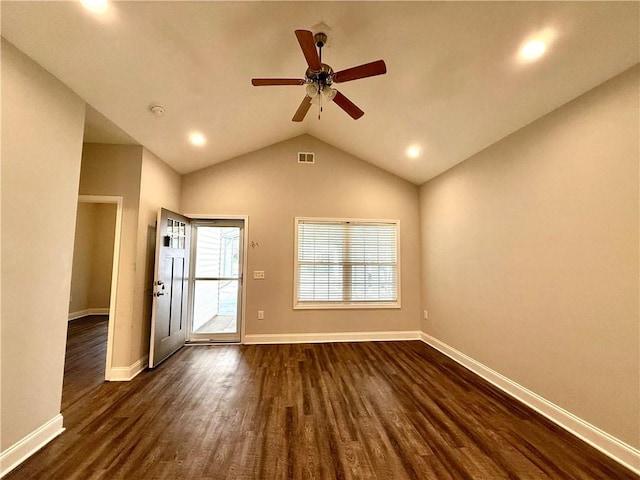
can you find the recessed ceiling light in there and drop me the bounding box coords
[406,146,421,159]
[520,40,547,61]
[517,28,558,64]
[80,0,108,13]
[189,132,206,147]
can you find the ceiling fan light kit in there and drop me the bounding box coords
[252,29,387,122]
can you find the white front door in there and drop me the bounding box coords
[149,208,191,368]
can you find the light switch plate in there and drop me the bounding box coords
[253,270,265,279]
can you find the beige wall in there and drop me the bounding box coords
[132,148,182,362]
[182,135,422,336]
[69,203,116,315]
[79,144,142,367]
[3,29,635,471]
[90,204,117,308]
[1,39,85,450]
[79,145,181,367]
[419,65,639,447]
[69,203,94,314]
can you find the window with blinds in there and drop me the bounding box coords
[294,218,400,308]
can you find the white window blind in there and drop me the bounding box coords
[295,219,399,308]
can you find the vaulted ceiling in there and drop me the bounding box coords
[2,1,638,184]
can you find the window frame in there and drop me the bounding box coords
[293,217,401,310]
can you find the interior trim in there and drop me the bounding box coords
[107,355,149,382]
[0,414,64,478]
[76,195,124,383]
[244,330,420,345]
[184,214,250,344]
[68,308,109,321]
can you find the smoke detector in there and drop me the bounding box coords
[150,105,165,116]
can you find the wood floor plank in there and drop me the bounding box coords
[5,317,637,479]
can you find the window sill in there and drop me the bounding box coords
[294,301,401,310]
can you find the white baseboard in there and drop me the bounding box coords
[68,308,109,321]
[420,332,640,476]
[0,414,64,478]
[244,330,421,345]
[107,355,148,382]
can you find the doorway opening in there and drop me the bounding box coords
[188,219,245,343]
[67,195,123,382]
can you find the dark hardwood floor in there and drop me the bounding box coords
[6,316,636,479]
[60,316,109,413]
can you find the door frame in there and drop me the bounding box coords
[77,195,123,381]
[185,214,249,343]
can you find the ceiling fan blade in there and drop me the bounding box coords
[333,60,387,83]
[333,91,364,120]
[252,78,306,86]
[295,30,321,72]
[292,96,313,122]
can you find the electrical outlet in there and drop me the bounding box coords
[258,310,264,320]
[253,270,265,280]
[423,310,429,320]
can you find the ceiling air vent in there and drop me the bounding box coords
[298,152,315,164]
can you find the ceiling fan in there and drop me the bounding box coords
[252,30,387,122]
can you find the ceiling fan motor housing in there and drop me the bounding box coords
[305,63,334,87]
